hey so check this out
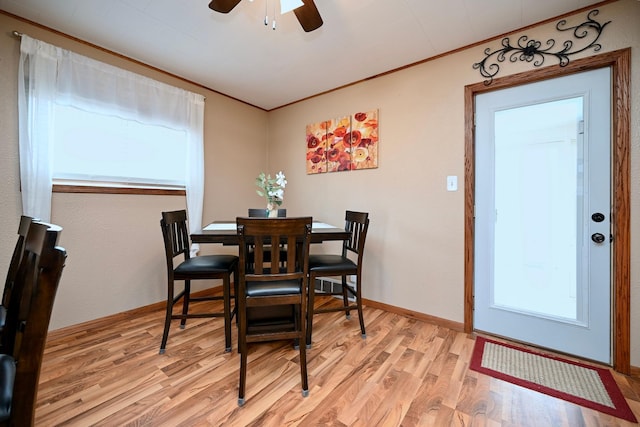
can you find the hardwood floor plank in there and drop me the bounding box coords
[32,301,640,426]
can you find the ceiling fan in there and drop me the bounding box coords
[208,0,323,32]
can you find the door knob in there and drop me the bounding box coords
[591,233,606,243]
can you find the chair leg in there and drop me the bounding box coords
[223,275,232,352]
[355,276,366,339]
[342,275,351,319]
[238,313,247,406]
[306,274,316,349]
[180,280,191,329]
[238,348,247,406]
[300,344,309,397]
[233,267,239,324]
[300,295,309,397]
[159,280,174,354]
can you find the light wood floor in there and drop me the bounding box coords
[35,297,640,426]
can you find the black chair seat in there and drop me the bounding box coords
[246,280,301,297]
[0,354,15,422]
[174,255,238,277]
[309,254,357,273]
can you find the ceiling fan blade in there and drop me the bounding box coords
[208,0,242,13]
[293,0,323,32]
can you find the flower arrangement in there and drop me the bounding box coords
[255,171,287,211]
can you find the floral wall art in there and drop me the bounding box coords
[305,121,328,174]
[327,115,350,172]
[306,109,378,174]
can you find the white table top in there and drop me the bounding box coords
[203,221,337,231]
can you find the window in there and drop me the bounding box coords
[18,34,205,232]
[53,105,187,189]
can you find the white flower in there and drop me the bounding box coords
[256,171,286,207]
[275,171,287,188]
[267,189,284,200]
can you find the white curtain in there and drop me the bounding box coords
[17,36,59,222]
[185,94,205,256]
[17,35,205,251]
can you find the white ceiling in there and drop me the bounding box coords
[0,0,604,110]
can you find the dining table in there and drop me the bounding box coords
[190,220,350,245]
[191,219,349,346]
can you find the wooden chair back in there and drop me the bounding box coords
[160,209,191,266]
[1,216,34,311]
[238,217,311,280]
[1,222,50,357]
[0,223,66,427]
[238,216,311,327]
[342,210,370,263]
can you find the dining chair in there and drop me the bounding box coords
[248,208,286,218]
[159,210,238,354]
[236,216,312,406]
[0,222,66,427]
[306,210,370,348]
[0,216,34,333]
[0,220,56,357]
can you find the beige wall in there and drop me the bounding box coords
[1,0,639,364]
[0,12,269,329]
[268,0,640,363]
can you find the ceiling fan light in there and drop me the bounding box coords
[280,0,303,14]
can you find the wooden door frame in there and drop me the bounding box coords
[464,48,631,374]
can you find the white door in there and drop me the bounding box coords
[474,67,611,363]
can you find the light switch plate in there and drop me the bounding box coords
[447,175,458,191]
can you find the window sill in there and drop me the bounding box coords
[53,184,185,196]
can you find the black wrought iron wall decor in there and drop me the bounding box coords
[473,9,610,85]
